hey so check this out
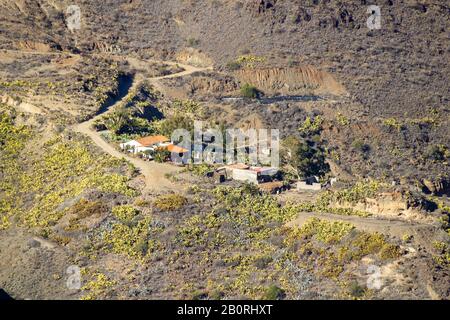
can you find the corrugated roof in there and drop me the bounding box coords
[258,181,284,191]
[223,163,250,170]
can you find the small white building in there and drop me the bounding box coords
[120,135,189,161]
[120,135,171,155]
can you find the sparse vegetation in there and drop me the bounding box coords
[425,144,449,163]
[291,218,355,244]
[235,55,266,68]
[299,116,323,136]
[383,118,404,132]
[336,113,350,126]
[81,272,116,300]
[103,216,157,260]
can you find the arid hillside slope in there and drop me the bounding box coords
[0,0,449,117]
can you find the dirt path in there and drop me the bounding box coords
[74,57,211,192]
[287,211,436,247]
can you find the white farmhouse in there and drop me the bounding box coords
[120,135,171,155]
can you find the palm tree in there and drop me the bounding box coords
[103,106,131,134]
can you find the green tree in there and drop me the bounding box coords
[281,136,329,179]
[156,114,194,139]
[153,148,171,163]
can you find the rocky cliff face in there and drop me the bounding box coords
[235,66,347,96]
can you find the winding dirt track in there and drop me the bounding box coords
[74,57,212,192]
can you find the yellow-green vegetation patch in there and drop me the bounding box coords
[184,163,214,176]
[176,213,224,248]
[332,180,383,204]
[112,205,139,223]
[383,118,404,131]
[154,194,188,211]
[336,113,350,126]
[338,232,402,262]
[103,216,159,261]
[172,99,204,116]
[81,272,116,300]
[0,110,31,229]
[235,55,266,68]
[290,218,355,244]
[298,116,323,136]
[432,241,450,266]
[0,111,136,231]
[155,185,405,298]
[20,137,137,228]
[297,180,385,217]
[212,186,299,225]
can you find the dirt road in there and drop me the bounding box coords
[287,211,437,248]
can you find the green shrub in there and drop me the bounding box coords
[263,285,285,300]
[187,38,200,47]
[154,194,188,211]
[348,281,366,299]
[379,243,402,260]
[298,116,323,136]
[153,148,171,163]
[281,135,329,179]
[154,114,194,138]
[240,83,260,99]
[226,61,241,71]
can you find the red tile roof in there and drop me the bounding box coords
[165,144,189,153]
[136,135,169,147]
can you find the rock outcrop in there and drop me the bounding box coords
[235,66,347,96]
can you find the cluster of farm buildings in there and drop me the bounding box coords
[120,135,325,194]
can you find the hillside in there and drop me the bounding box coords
[0,0,449,300]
